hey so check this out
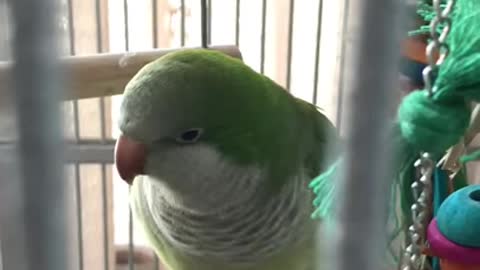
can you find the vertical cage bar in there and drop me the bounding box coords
[128,209,135,270]
[180,0,186,46]
[152,0,158,47]
[101,164,110,270]
[2,0,70,270]
[335,0,351,129]
[123,1,135,269]
[0,242,2,270]
[74,164,84,270]
[207,0,211,44]
[67,0,76,55]
[260,0,267,74]
[200,0,208,48]
[235,0,240,46]
[0,0,11,61]
[312,0,323,105]
[73,106,83,270]
[150,1,161,264]
[95,0,104,53]
[94,1,111,269]
[96,0,107,139]
[99,106,110,270]
[285,0,294,91]
[330,1,404,270]
[123,0,130,51]
[66,0,85,269]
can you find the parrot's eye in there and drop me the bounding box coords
[176,128,203,143]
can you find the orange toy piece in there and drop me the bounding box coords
[440,260,480,270]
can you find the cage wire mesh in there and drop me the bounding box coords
[0,0,412,269]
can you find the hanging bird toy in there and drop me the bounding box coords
[310,0,480,269]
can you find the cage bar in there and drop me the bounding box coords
[260,0,267,74]
[235,0,240,46]
[0,141,116,163]
[152,0,158,48]
[180,0,186,46]
[312,0,323,104]
[285,0,295,91]
[128,208,135,270]
[66,0,85,269]
[74,164,84,270]
[207,0,212,44]
[334,0,351,130]
[201,0,208,48]
[0,1,412,270]
[123,0,130,51]
[330,0,404,270]
[121,2,136,269]
[95,1,111,268]
[101,164,111,270]
[0,0,72,270]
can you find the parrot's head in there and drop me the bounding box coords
[115,49,297,211]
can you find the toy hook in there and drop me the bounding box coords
[438,103,480,179]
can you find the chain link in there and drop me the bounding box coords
[401,0,456,269]
[401,153,434,270]
[422,0,455,97]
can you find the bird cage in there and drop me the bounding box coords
[1,0,480,270]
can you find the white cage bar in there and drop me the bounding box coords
[0,0,412,270]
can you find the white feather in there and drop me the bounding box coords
[133,144,315,265]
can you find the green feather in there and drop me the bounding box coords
[122,49,339,191]
[121,48,341,270]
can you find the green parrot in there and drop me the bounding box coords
[114,49,340,270]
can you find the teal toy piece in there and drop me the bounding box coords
[433,168,449,217]
[432,168,449,270]
[436,185,480,248]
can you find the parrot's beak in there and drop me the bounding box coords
[114,134,147,185]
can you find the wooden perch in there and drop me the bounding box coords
[0,45,242,101]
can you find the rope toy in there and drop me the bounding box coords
[309,0,480,267]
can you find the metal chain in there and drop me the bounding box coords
[401,0,456,269]
[423,0,455,97]
[402,153,435,270]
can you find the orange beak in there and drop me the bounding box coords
[114,134,147,185]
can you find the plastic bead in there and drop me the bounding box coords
[427,185,480,270]
[427,219,480,265]
[436,185,480,248]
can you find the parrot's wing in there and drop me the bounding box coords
[294,97,341,179]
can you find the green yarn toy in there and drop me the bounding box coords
[309,0,480,264]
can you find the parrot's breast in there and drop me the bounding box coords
[131,170,317,268]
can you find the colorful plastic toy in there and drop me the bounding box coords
[427,185,480,270]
